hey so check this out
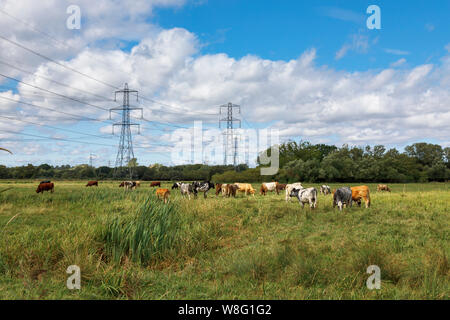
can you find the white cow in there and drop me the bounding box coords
[285,182,303,202]
[290,187,318,209]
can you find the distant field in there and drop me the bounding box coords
[0,180,448,299]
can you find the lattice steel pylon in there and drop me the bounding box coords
[219,102,241,166]
[110,83,143,179]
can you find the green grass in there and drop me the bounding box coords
[0,180,448,299]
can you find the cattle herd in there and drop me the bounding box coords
[34,180,393,210]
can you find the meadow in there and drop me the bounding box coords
[0,180,448,299]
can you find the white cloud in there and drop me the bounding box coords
[390,58,406,67]
[0,1,449,164]
[385,48,410,55]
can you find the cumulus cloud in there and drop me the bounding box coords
[1,1,449,164]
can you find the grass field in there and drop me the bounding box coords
[0,180,448,299]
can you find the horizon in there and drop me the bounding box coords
[0,0,449,167]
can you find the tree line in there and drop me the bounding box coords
[0,142,448,183]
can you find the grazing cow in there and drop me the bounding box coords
[36,182,54,194]
[192,181,215,199]
[120,181,137,190]
[285,183,303,202]
[276,183,287,194]
[150,181,161,187]
[320,185,331,195]
[86,180,98,187]
[179,183,195,200]
[156,188,170,203]
[215,183,223,196]
[40,180,51,184]
[225,184,239,198]
[260,182,279,195]
[171,182,182,189]
[221,184,229,196]
[351,185,371,208]
[377,184,391,192]
[332,187,352,211]
[290,187,317,209]
[235,183,256,196]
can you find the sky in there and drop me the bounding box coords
[0,0,449,167]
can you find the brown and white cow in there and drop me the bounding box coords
[377,184,391,192]
[260,182,279,195]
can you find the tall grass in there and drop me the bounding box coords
[102,194,182,265]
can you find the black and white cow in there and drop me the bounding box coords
[192,181,215,199]
[333,187,352,211]
[290,187,318,209]
[171,182,182,189]
[320,185,331,195]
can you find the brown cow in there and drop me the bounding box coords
[36,182,54,193]
[225,184,239,198]
[215,183,222,196]
[156,188,170,203]
[150,181,161,187]
[86,181,98,187]
[351,185,371,208]
[377,184,391,192]
[276,183,286,194]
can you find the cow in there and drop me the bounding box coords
[320,185,331,195]
[351,185,371,208]
[285,183,303,202]
[332,187,352,211]
[135,181,141,188]
[290,187,317,209]
[40,180,51,184]
[156,188,170,203]
[120,181,137,190]
[377,184,391,192]
[215,183,223,196]
[150,181,161,187]
[36,182,54,194]
[192,181,215,199]
[235,183,256,196]
[179,183,197,200]
[225,184,239,198]
[260,182,279,195]
[171,182,182,189]
[86,180,98,187]
[221,184,229,196]
[276,183,287,194]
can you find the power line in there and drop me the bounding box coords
[0,30,216,121]
[0,34,119,90]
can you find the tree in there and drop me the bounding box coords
[404,143,444,167]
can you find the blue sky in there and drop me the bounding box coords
[0,0,449,167]
[154,0,449,69]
